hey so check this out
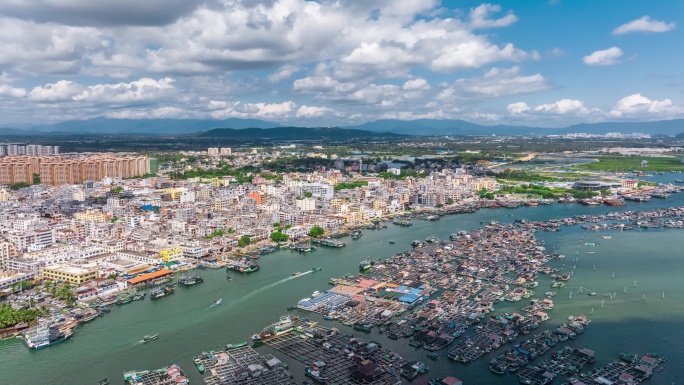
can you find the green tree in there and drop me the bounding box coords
[57,283,75,307]
[0,304,48,328]
[43,280,58,297]
[304,192,313,198]
[309,225,325,238]
[9,182,30,190]
[227,228,236,234]
[238,235,251,247]
[335,181,368,191]
[106,274,117,280]
[270,231,289,243]
[207,229,225,239]
[273,222,281,228]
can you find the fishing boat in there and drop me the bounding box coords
[150,285,175,299]
[25,325,73,350]
[211,298,222,307]
[98,379,110,385]
[359,259,372,271]
[311,290,321,297]
[229,259,260,273]
[76,309,98,324]
[388,240,395,244]
[252,316,293,341]
[143,334,159,343]
[312,267,322,272]
[353,323,372,333]
[292,272,302,276]
[179,275,204,286]
[587,292,596,296]
[305,365,328,383]
[602,236,612,239]
[545,292,557,297]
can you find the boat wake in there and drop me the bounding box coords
[255,270,313,293]
[220,271,314,309]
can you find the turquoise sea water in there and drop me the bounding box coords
[1,175,683,384]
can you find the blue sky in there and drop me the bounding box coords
[0,0,681,127]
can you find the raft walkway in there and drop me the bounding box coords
[517,365,555,385]
[538,346,596,376]
[265,321,405,385]
[565,353,666,385]
[197,344,295,385]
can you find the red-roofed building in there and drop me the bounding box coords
[127,269,173,286]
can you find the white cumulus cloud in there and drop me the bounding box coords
[296,105,335,118]
[469,3,518,28]
[73,77,176,103]
[0,84,27,98]
[583,47,623,66]
[613,16,676,35]
[29,80,85,101]
[610,94,683,117]
[268,65,300,84]
[440,67,547,99]
[534,99,589,115]
[506,102,530,115]
[208,100,297,119]
[402,78,430,91]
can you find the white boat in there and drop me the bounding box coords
[311,291,321,297]
[143,334,159,343]
[211,298,222,307]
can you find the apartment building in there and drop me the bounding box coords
[0,154,150,186]
[42,265,97,284]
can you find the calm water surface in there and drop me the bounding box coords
[2,175,684,384]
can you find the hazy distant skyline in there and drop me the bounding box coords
[0,0,682,127]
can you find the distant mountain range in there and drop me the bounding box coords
[0,117,283,135]
[345,118,684,136]
[199,127,400,139]
[1,116,683,137]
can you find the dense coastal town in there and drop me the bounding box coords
[1,144,670,294]
[2,1,683,384]
[0,143,680,385]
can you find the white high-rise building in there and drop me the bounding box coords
[220,147,232,156]
[0,242,10,271]
[208,148,219,155]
